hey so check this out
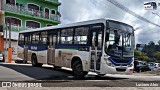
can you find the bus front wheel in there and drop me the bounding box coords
[31,55,42,67]
[72,60,88,78]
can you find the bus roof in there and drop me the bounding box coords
[19,18,133,33]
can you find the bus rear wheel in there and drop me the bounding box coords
[31,55,42,67]
[72,60,88,78]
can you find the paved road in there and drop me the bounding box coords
[0,63,160,87]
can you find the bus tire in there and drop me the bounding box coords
[72,60,88,78]
[31,54,43,67]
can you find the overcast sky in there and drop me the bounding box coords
[59,0,160,44]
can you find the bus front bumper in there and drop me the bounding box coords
[100,63,134,74]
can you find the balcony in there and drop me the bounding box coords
[4,24,45,32]
[40,0,61,6]
[4,25,23,32]
[5,4,60,23]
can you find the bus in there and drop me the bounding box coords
[144,2,157,10]
[17,19,135,77]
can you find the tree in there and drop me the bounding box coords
[158,40,160,45]
[153,52,160,62]
[142,41,156,58]
[156,40,160,52]
[138,40,160,62]
[134,49,149,61]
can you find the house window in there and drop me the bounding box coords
[6,0,15,5]
[51,10,56,14]
[45,8,49,19]
[28,4,39,11]
[5,17,21,27]
[26,21,40,29]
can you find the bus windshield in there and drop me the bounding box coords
[105,29,134,57]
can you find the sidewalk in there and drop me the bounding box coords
[4,54,23,63]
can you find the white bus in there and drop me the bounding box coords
[17,19,135,77]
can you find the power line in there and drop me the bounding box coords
[92,0,158,30]
[92,1,126,19]
[136,0,145,8]
[92,0,139,25]
[106,0,160,28]
[138,0,144,4]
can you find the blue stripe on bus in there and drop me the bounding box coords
[55,45,90,51]
[108,57,133,65]
[19,44,24,48]
[18,44,48,51]
[28,44,48,51]
[18,44,90,51]
[55,45,79,50]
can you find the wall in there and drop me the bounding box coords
[4,40,21,60]
[0,36,4,51]
[4,40,18,55]
[5,13,56,29]
[4,0,60,30]
[0,0,4,51]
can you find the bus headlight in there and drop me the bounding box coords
[104,58,114,67]
[128,61,134,67]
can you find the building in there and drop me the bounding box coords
[0,0,61,55]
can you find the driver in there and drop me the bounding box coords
[114,30,120,45]
[107,30,120,54]
[112,30,120,50]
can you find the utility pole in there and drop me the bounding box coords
[5,19,8,62]
[8,17,12,63]
[9,18,11,48]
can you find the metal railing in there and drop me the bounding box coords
[5,4,60,22]
[4,25,26,32]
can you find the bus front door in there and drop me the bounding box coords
[24,35,29,63]
[47,34,56,65]
[91,30,103,71]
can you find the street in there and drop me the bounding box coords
[0,62,160,87]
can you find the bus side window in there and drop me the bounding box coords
[19,34,24,45]
[74,27,89,44]
[57,31,60,44]
[40,31,48,44]
[97,31,102,49]
[29,35,32,44]
[31,32,39,44]
[60,28,73,44]
[32,33,36,44]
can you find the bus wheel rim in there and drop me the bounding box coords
[76,64,82,73]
